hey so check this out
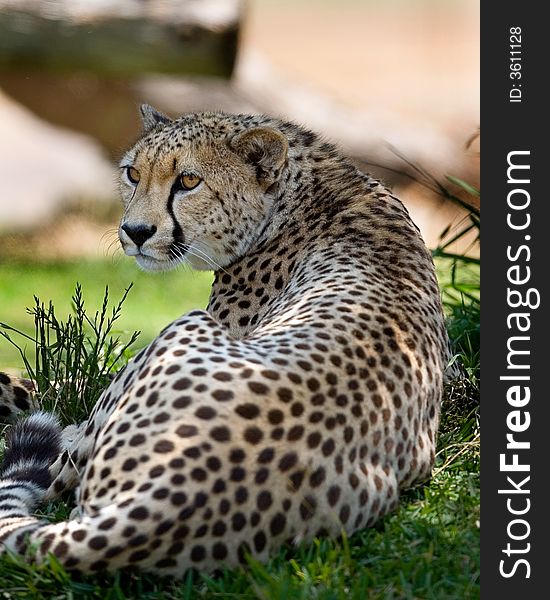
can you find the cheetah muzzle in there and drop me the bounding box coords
[0,105,451,576]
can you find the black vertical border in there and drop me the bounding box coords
[482,2,547,597]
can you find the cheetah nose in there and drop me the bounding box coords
[121,223,157,247]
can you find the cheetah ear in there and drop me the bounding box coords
[139,104,172,132]
[230,127,288,190]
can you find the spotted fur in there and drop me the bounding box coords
[0,106,450,576]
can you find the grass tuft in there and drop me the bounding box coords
[0,284,140,425]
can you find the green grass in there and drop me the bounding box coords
[0,259,213,369]
[0,464,479,599]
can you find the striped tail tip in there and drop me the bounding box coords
[1,412,62,490]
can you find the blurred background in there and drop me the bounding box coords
[0,0,479,368]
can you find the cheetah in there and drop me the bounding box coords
[0,105,451,576]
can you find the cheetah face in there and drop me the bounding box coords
[118,106,288,272]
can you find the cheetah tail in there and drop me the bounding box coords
[0,412,62,547]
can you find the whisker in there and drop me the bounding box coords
[100,227,120,242]
[100,227,124,259]
[107,238,121,251]
[185,242,231,275]
[171,243,198,268]
[185,248,219,272]
[109,252,125,266]
[168,240,229,275]
[169,245,192,273]
[104,238,123,259]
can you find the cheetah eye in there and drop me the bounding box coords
[180,174,202,190]
[125,166,140,184]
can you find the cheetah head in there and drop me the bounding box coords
[118,105,288,271]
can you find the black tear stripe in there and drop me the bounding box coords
[167,180,185,245]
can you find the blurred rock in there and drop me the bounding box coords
[0,89,114,231]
